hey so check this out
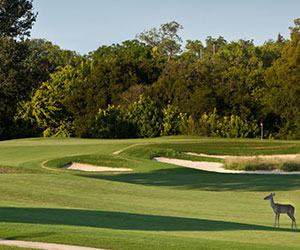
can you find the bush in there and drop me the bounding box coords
[161,104,187,136]
[90,105,136,139]
[198,108,259,138]
[280,162,300,172]
[127,95,162,138]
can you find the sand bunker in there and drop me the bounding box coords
[154,157,300,175]
[64,162,132,172]
[0,239,107,250]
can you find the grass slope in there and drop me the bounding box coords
[0,137,300,249]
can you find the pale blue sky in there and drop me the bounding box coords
[31,0,300,54]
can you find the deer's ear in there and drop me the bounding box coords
[272,193,275,196]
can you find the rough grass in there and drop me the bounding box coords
[225,156,300,171]
[0,137,300,249]
[0,165,35,174]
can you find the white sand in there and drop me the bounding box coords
[186,152,230,159]
[154,157,300,175]
[0,239,107,250]
[64,162,132,172]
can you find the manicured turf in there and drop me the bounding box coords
[0,136,300,249]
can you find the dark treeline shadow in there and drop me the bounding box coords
[78,168,300,191]
[0,207,291,232]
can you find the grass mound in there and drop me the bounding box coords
[44,154,130,170]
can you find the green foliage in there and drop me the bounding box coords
[184,40,204,59]
[263,18,300,138]
[17,65,76,137]
[127,95,162,138]
[2,18,300,140]
[0,37,82,139]
[280,162,300,172]
[89,105,135,139]
[198,109,258,138]
[66,40,160,136]
[161,104,187,136]
[137,21,183,59]
[0,0,37,38]
[0,37,32,138]
[24,39,80,84]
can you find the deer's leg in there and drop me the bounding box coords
[287,212,296,230]
[274,213,279,228]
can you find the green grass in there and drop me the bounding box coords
[0,136,300,249]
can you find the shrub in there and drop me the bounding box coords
[90,105,136,139]
[198,109,259,138]
[280,162,300,172]
[127,95,162,138]
[161,104,188,136]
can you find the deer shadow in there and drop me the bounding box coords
[0,207,295,232]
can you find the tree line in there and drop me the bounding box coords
[1,0,300,140]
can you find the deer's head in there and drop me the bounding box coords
[264,193,275,200]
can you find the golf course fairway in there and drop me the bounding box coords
[0,136,300,250]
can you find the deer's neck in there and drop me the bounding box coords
[269,197,276,209]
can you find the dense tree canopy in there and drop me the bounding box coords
[1,9,300,139]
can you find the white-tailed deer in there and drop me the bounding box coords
[264,193,297,230]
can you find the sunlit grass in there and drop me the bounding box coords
[0,137,300,249]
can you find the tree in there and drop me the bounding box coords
[137,21,183,60]
[0,37,81,139]
[205,36,227,56]
[263,18,300,138]
[24,39,80,84]
[0,37,31,138]
[17,65,77,137]
[185,39,204,59]
[0,0,37,38]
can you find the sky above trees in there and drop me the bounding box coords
[31,0,300,54]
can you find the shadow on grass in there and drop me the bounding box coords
[5,232,56,240]
[79,167,300,191]
[0,207,291,232]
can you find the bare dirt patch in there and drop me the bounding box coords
[64,162,132,172]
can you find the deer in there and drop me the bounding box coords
[264,193,297,230]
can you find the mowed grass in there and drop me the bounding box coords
[0,137,300,249]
